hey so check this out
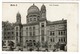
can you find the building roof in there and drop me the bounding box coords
[39,18,47,21]
[2,21,15,27]
[23,21,39,26]
[47,19,67,26]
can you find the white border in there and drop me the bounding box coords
[0,0,80,54]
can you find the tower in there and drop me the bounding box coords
[41,4,46,18]
[16,12,21,24]
[15,12,22,47]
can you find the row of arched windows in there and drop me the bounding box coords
[59,37,66,42]
[27,17,37,23]
[50,37,66,43]
[26,26,35,36]
[58,30,66,35]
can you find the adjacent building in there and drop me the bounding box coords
[2,21,15,50]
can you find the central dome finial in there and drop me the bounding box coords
[33,3,35,5]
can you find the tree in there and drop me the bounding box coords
[8,41,14,51]
[17,43,20,46]
[44,41,48,51]
[36,41,40,51]
[17,43,23,51]
[27,41,33,51]
[54,42,60,51]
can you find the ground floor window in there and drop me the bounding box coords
[42,36,44,42]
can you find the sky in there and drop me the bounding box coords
[2,2,78,24]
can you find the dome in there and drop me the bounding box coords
[28,4,40,14]
[41,4,46,12]
[16,12,21,17]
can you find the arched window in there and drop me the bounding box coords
[58,31,60,35]
[26,28,28,36]
[29,27,32,36]
[64,37,65,42]
[41,23,44,27]
[42,36,44,41]
[33,27,35,36]
[26,40,28,42]
[64,30,66,35]
[16,27,18,31]
[26,28,28,31]
[27,18,29,22]
[61,31,63,35]
[50,31,55,36]
[34,18,36,21]
[33,27,35,30]
[16,32,18,36]
[59,38,61,42]
[53,38,54,42]
[41,30,44,36]
[33,40,35,42]
[30,18,32,21]
[61,38,63,42]
[29,27,32,31]
[50,38,52,42]
[50,31,52,35]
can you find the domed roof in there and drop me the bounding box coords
[16,12,21,17]
[41,4,46,12]
[28,4,40,14]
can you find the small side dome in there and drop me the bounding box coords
[16,12,21,18]
[28,4,40,14]
[41,4,46,12]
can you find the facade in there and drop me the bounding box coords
[2,4,67,51]
[2,21,15,51]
